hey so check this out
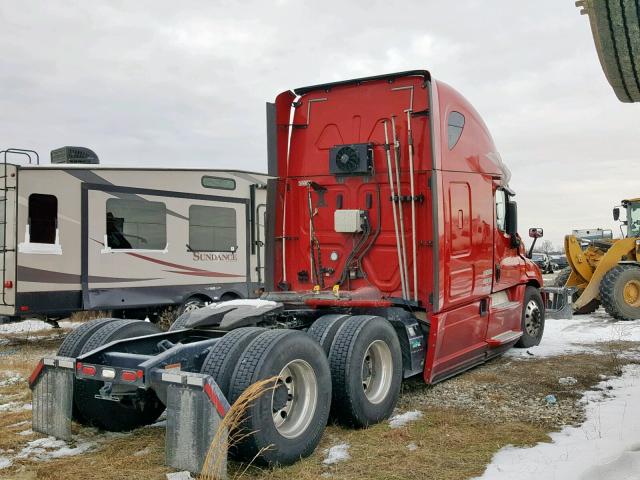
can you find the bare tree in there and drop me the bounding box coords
[534,239,554,254]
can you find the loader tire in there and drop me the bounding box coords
[600,265,640,321]
[75,320,165,431]
[515,287,545,348]
[553,267,600,314]
[306,314,351,355]
[57,318,120,358]
[199,327,265,396]
[328,315,402,427]
[228,329,331,466]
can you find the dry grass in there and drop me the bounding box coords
[69,311,112,323]
[1,328,639,480]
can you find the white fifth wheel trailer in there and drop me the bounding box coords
[0,148,268,322]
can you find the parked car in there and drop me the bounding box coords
[550,254,569,271]
[532,252,554,273]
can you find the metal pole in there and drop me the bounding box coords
[391,116,410,299]
[406,110,418,302]
[383,120,407,300]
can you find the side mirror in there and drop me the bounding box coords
[506,200,520,248]
[506,200,518,236]
[528,227,544,238]
[613,207,620,221]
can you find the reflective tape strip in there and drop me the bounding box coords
[204,382,227,417]
[58,359,74,369]
[43,358,55,366]
[186,376,204,387]
[161,372,183,384]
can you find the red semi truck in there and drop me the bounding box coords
[29,70,547,473]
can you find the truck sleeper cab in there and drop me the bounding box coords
[29,71,545,474]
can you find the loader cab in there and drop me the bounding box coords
[615,199,640,238]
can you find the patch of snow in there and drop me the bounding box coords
[134,447,151,457]
[389,410,423,428]
[16,436,96,461]
[407,442,418,451]
[322,443,351,465]
[166,472,194,480]
[476,364,640,480]
[146,419,167,428]
[559,376,578,386]
[0,456,11,469]
[507,312,640,358]
[0,402,31,412]
[7,420,29,428]
[18,429,33,436]
[0,375,23,387]
[0,319,77,334]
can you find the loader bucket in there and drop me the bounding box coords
[160,370,230,477]
[29,357,75,441]
[542,286,574,320]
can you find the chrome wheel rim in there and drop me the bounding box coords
[361,340,393,404]
[524,300,542,336]
[271,359,318,439]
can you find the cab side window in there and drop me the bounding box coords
[495,189,506,232]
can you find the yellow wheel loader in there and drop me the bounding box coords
[556,198,640,320]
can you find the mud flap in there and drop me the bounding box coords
[29,357,75,441]
[542,286,575,320]
[161,371,230,477]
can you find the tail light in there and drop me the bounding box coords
[81,365,97,376]
[121,370,139,382]
[19,306,29,312]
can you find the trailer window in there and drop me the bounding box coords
[201,176,236,191]
[189,205,237,252]
[495,189,506,232]
[28,194,58,244]
[447,111,465,149]
[106,199,166,250]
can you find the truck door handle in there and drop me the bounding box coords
[495,264,501,282]
[479,298,488,317]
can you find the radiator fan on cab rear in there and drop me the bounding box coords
[329,143,373,176]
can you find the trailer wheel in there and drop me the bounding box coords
[306,314,351,355]
[57,318,120,358]
[328,315,402,428]
[600,265,640,321]
[177,296,207,315]
[199,327,265,395]
[75,320,165,431]
[515,287,545,348]
[554,267,600,314]
[228,329,331,466]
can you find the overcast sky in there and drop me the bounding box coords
[1,0,638,248]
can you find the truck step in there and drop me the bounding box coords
[486,330,522,347]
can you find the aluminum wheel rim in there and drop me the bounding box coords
[623,279,640,307]
[361,340,393,404]
[271,359,318,439]
[524,299,542,336]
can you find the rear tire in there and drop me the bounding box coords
[328,315,402,427]
[228,330,331,466]
[600,265,640,320]
[75,320,165,431]
[57,318,120,358]
[199,327,265,396]
[306,314,351,355]
[515,287,545,348]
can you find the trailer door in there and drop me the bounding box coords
[0,164,17,314]
[83,186,249,310]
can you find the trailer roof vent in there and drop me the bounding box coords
[329,143,373,176]
[50,146,99,164]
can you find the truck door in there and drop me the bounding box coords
[492,188,522,292]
